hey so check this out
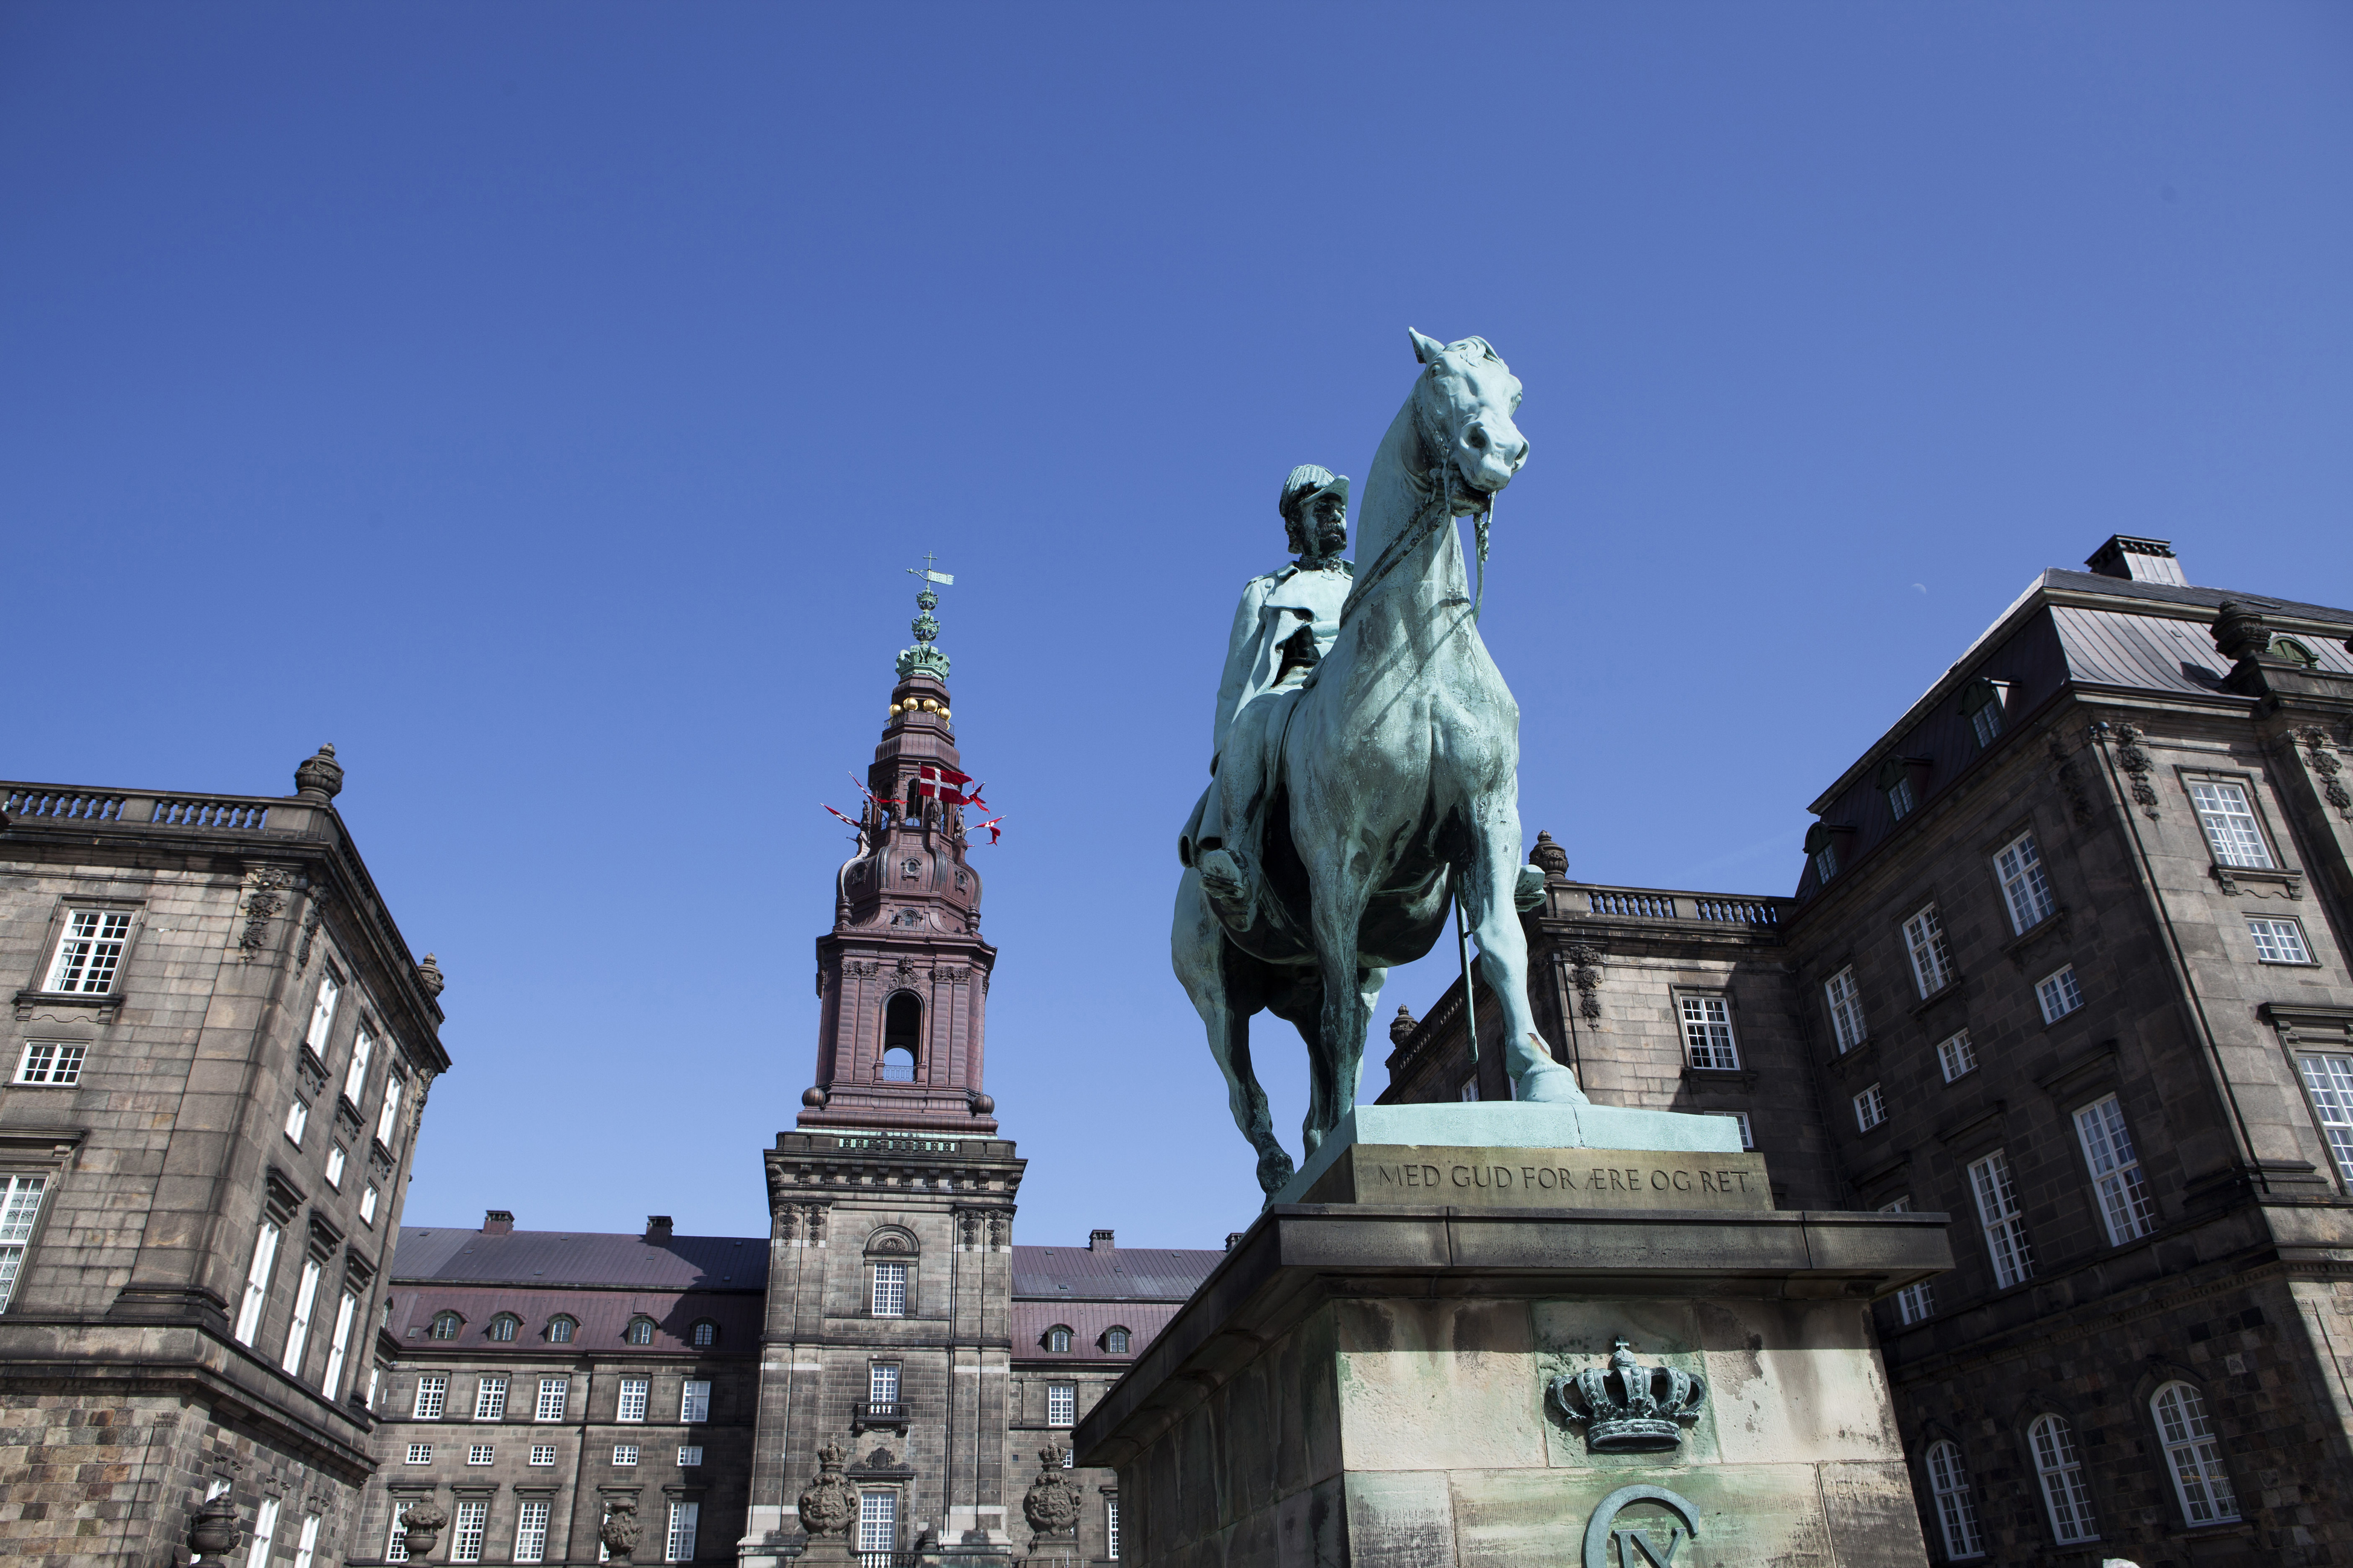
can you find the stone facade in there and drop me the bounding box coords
[0,748,449,1568]
[1383,537,2353,1567]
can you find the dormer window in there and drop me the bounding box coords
[487,1313,519,1342]
[547,1316,576,1344]
[1961,678,2008,749]
[691,1319,719,1348]
[624,1316,656,1346]
[1103,1327,1131,1354]
[429,1311,464,1340]
[1804,823,1853,885]
[1046,1326,1073,1354]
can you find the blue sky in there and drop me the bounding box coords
[5,5,2349,1248]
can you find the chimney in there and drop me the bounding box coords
[2085,535,2188,587]
[482,1209,514,1235]
[1089,1228,1114,1253]
[1224,1231,1244,1251]
[645,1216,673,1243]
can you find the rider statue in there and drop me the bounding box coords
[1183,464,1354,922]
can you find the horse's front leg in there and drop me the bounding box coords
[1304,873,1375,1156]
[1463,808,1587,1103]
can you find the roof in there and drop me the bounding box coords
[1011,1301,1186,1362]
[1009,1245,1222,1301]
[2037,568,2353,629]
[392,1227,769,1290]
[385,1284,763,1356]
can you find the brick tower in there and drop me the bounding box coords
[742,569,1024,1567]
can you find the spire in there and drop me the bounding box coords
[896,555,954,681]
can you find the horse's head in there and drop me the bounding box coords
[1408,328,1527,508]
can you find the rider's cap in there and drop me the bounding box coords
[1280,465,1350,521]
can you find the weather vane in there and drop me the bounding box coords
[896,554,954,680]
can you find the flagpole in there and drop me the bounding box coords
[1455,896,1479,1068]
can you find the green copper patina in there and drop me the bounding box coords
[1174,330,1581,1198]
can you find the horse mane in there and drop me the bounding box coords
[1440,336,1507,372]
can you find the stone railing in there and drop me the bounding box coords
[1577,887,1784,927]
[4,784,289,833]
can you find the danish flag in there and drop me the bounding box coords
[917,765,983,809]
[968,815,1005,846]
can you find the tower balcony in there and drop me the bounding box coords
[852,1400,912,1434]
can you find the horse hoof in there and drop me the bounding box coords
[1515,1063,1589,1104]
[1256,1149,1296,1196]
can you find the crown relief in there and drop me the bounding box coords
[1547,1337,1708,1453]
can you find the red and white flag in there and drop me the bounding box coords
[968,815,1005,845]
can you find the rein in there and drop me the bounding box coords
[1340,401,1496,628]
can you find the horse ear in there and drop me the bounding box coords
[1408,328,1449,366]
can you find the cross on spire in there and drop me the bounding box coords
[907,553,954,588]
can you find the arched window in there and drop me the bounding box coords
[691,1319,719,1348]
[487,1313,519,1342]
[1104,1327,1131,1354]
[429,1311,462,1340]
[2028,1415,2098,1544]
[547,1316,576,1344]
[2153,1383,2239,1525]
[1924,1441,1984,1560]
[1047,1326,1072,1354]
[882,993,922,1082]
[624,1316,656,1346]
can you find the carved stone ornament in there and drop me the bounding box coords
[293,744,344,802]
[188,1493,241,1559]
[2301,727,2352,823]
[238,868,296,962]
[598,1497,641,1563]
[401,1499,450,1557]
[1530,829,1569,878]
[1021,1444,1084,1537]
[987,1211,1010,1247]
[415,952,445,998]
[2114,723,2160,820]
[1549,1338,1708,1452]
[1388,1005,1417,1046]
[797,1439,860,1537]
[2049,731,2094,827]
[1565,944,1604,1023]
[296,898,327,972]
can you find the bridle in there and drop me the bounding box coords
[1340,376,1496,628]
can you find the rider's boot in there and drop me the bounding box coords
[1196,846,1259,934]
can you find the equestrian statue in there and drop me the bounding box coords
[1173,329,1584,1199]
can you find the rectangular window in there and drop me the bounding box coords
[529,1444,558,1467]
[1107,1496,1120,1561]
[324,1143,346,1190]
[1812,844,1839,884]
[668,1500,701,1563]
[322,1290,357,1397]
[535,1377,567,1421]
[468,1444,495,1466]
[1971,697,2004,749]
[234,1219,281,1345]
[2189,780,2274,868]
[1854,1083,1887,1132]
[246,1496,281,1568]
[343,1026,372,1103]
[45,908,132,993]
[2036,964,2085,1024]
[2249,917,2313,964]
[1938,1029,1978,1082]
[1728,1111,1754,1151]
[293,1513,321,1568]
[415,1375,449,1420]
[2300,1053,2353,1184]
[0,1173,50,1311]
[2074,1094,2156,1245]
[1968,1149,2035,1289]
[475,1376,509,1421]
[681,1379,710,1423]
[406,1443,433,1464]
[514,1500,551,1565]
[368,1365,382,1409]
[869,1362,900,1404]
[452,1499,488,1564]
[1887,774,1917,821]
[614,1444,640,1466]
[1457,1077,1478,1101]
[1679,995,1739,1070]
[872,1261,907,1316]
[360,1184,381,1226]
[1902,905,1954,998]
[1047,1382,1076,1428]
[387,1500,414,1563]
[279,1255,322,1374]
[377,1075,404,1147]
[14,1041,86,1085]
[1824,967,1866,1053]
[857,1493,896,1556]
[618,1378,649,1423]
[284,1098,309,1147]
[678,1445,704,1466]
[1995,831,2056,934]
[307,973,340,1052]
[1877,1199,1935,1323]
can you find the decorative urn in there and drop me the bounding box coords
[293,744,344,802]
[1530,829,1569,878]
[797,1438,859,1538]
[188,1493,241,1560]
[400,1499,450,1557]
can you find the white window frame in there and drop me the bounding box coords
[293,1512,321,1568]
[529,1443,557,1466]
[2073,1094,2156,1245]
[343,1026,373,1103]
[475,1375,509,1421]
[856,1493,895,1557]
[869,1362,901,1405]
[14,1041,86,1086]
[468,1443,495,1467]
[1107,1494,1120,1561]
[535,1377,568,1421]
[1812,843,1839,884]
[1106,1328,1130,1354]
[1968,1149,2034,1289]
[279,1255,323,1374]
[386,1500,415,1563]
[414,1374,449,1420]
[284,1098,309,1148]
[1047,1382,1076,1428]
[618,1377,649,1423]
[1994,830,2055,934]
[514,1500,552,1565]
[1886,773,1917,821]
[681,1378,711,1423]
[1726,1111,1754,1152]
[2300,1052,2353,1186]
[306,973,340,1053]
[246,1496,281,1568]
[376,1074,404,1148]
[2153,1382,2239,1525]
[2188,779,2275,868]
[1854,1083,1887,1133]
[2247,916,2313,964]
[1876,1199,1934,1324]
[871,1260,907,1317]
[2030,1413,2099,1544]
[2036,964,2085,1024]
[322,1290,357,1397]
[613,1444,640,1466]
[1902,905,1954,998]
[1678,994,1739,1070]
[1457,1076,1478,1101]
[324,1143,346,1190]
[668,1500,701,1564]
[1937,1029,1978,1082]
[405,1442,433,1464]
[360,1184,381,1226]
[44,908,132,994]
[1047,1326,1072,1354]
[0,1173,51,1311]
[678,1445,704,1467]
[234,1218,282,1345]
[452,1498,488,1564]
[1925,1439,1983,1558]
[1824,967,1866,1053]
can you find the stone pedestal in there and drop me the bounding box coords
[1074,1196,1952,1568]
